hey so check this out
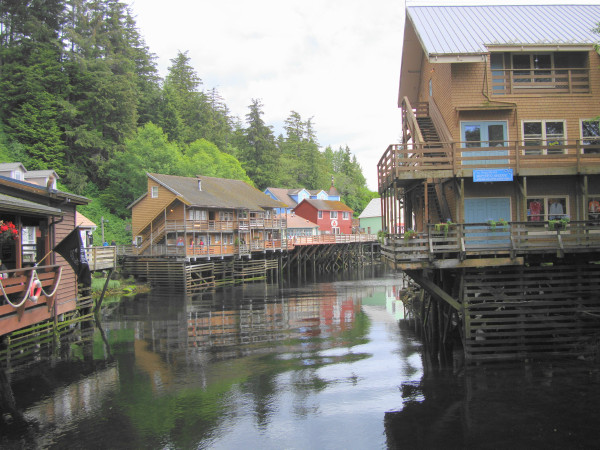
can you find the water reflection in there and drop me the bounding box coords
[2,272,600,449]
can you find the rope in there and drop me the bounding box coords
[0,266,63,308]
[39,266,63,298]
[0,271,36,308]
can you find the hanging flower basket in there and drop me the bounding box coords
[0,220,19,243]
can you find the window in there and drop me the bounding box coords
[523,120,565,155]
[189,209,207,220]
[151,186,158,198]
[330,211,338,219]
[513,53,552,84]
[581,119,600,154]
[332,227,340,234]
[526,197,568,222]
[342,212,349,220]
[428,79,433,97]
[589,196,600,221]
[318,211,323,219]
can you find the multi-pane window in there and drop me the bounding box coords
[318,211,323,219]
[581,119,600,154]
[151,186,158,198]
[523,120,565,155]
[188,209,207,220]
[526,196,568,222]
[342,212,349,220]
[330,211,338,219]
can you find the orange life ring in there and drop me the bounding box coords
[29,279,42,302]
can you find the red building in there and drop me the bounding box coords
[293,199,353,234]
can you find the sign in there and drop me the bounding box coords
[331,220,338,227]
[473,168,513,182]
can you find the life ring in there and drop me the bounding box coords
[29,279,42,302]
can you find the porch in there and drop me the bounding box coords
[382,220,600,269]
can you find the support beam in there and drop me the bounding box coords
[405,269,461,311]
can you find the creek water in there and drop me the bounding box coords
[2,267,600,449]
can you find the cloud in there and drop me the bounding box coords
[125,0,406,190]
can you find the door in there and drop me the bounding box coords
[461,121,508,166]
[464,197,511,247]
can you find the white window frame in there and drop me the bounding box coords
[581,119,600,154]
[526,196,569,222]
[342,212,349,220]
[151,186,158,198]
[318,211,323,219]
[522,120,566,155]
[332,227,340,234]
[330,211,338,219]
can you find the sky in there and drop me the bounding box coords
[122,0,600,192]
[123,0,407,191]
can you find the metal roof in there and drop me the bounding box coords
[0,193,63,216]
[358,198,381,219]
[408,5,600,59]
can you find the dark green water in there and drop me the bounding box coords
[2,269,600,449]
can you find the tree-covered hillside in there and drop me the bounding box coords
[0,0,376,243]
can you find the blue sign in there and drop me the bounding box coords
[473,168,513,182]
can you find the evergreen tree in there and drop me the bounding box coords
[240,99,281,190]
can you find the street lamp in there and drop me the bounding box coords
[101,216,109,244]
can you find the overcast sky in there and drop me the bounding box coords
[123,0,409,191]
[122,0,600,191]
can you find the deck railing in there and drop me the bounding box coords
[491,67,590,95]
[117,234,378,258]
[382,221,600,265]
[164,218,287,233]
[378,139,600,188]
[84,246,117,270]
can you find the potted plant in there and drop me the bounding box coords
[549,216,570,230]
[434,219,455,237]
[403,229,417,240]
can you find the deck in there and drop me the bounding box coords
[118,234,379,259]
[378,140,600,190]
[382,221,600,270]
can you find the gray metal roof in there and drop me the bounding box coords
[358,198,381,219]
[0,193,63,216]
[408,5,600,58]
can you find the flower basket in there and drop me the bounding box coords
[0,220,19,243]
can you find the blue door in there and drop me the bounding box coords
[464,197,511,247]
[461,121,508,166]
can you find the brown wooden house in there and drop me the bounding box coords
[0,165,90,337]
[378,5,600,361]
[129,173,287,259]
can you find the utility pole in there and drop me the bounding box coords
[101,216,108,243]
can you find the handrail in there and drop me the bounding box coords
[383,220,600,264]
[378,139,600,187]
[401,97,425,145]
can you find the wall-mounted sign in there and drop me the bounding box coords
[473,168,513,182]
[331,220,338,227]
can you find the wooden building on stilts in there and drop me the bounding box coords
[379,5,600,362]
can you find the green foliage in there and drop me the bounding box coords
[0,0,376,222]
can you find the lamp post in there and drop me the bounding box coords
[101,216,108,244]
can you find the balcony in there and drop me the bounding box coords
[382,221,600,269]
[164,218,287,233]
[378,140,600,190]
[491,67,590,95]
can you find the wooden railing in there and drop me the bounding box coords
[118,234,378,258]
[491,67,590,95]
[382,221,600,265]
[164,218,286,233]
[84,246,117,270]
[378,140,600,189]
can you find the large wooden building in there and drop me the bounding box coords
[378,5,600,361]
[129,173,287,259]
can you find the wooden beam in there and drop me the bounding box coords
[405,270,461,311]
